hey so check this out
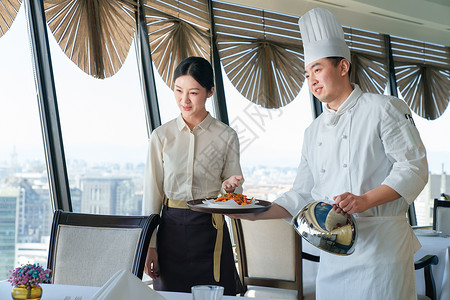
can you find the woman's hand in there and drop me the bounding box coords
[144,247,159,280]
[222,175,243,192]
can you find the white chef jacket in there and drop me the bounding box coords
[275,84,428,299]
[143,113,243,246]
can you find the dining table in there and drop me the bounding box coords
[414,233,450,300]
[0,281,282,300]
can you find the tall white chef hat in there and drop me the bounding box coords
[298,7,351,68]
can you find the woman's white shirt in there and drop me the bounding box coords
[142,113,243,246]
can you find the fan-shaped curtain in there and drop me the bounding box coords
[0,0,22,37]
[144,0,210,90]
[213,1,304,109]
[44,0,137,79]
[350,53,387,94]
[218,36,304,108]
[395,64,450,120]
[390,36,450,120]
[343,28,388,95]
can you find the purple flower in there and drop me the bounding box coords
[7,264,51,288]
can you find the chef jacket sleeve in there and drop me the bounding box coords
[220,129,244,194]
[380,98,428,204]
[142,130,165,247]
[274,134,315,223]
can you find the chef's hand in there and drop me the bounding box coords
[333,192,369,215]
[222,175,243,193]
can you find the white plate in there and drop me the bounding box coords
[414,229,442,236]
[187,198,272,214]
[202,198,258,209]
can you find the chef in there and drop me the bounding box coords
[231,7,428,300]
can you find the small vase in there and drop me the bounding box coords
[11,285,42,300]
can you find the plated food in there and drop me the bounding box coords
[186,194,272,214]
[215,193,254,205]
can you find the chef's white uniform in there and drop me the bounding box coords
[275,84,428,300]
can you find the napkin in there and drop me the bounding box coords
[90,269,166,300]
[203,199,258,208]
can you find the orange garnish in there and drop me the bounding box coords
[215,193,254,205]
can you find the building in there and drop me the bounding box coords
[0,188,21,279]
[80,177,138,215]
[415,171,450,225]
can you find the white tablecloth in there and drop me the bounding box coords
[0,281,280,300]
[415,235,450,300]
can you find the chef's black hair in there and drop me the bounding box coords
[328,56,352,77]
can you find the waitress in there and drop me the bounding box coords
[142,57,243,295]
[232,7,428,300]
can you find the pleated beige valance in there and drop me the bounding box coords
[391,36,450,120]
[212,1,304,108]
[345,27,450,120]
[350,53,388,94]
[1,0,448,119]
[344,28,388,94]
[143,0,210,90]
[0,0,22,37]
[396,63,450,120]
[44,0,138,79]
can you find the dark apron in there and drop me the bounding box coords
[153,203,240,295]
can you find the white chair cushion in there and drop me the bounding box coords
[242,219,295,280]
[52,225,142,286]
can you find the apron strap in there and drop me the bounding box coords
[212,213,224,282]
[166,198,223,282]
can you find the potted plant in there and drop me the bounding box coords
[8,264,51,300]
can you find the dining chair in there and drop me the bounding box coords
[415,254,439,300]
[433,198,450,235]
[47,210,160,287]
[232,218,319,300]
[408,202,440,300]
[407,203,418,226]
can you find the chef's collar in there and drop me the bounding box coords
[322,84,362,126]
[176,112,213,132]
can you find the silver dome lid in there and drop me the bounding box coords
[293,201,358,255]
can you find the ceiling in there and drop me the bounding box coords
[226,0,450,47]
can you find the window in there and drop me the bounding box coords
[413,109,450,226]
[0,9,52,279]
[49,35,148,216]
[224,77,313,200]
